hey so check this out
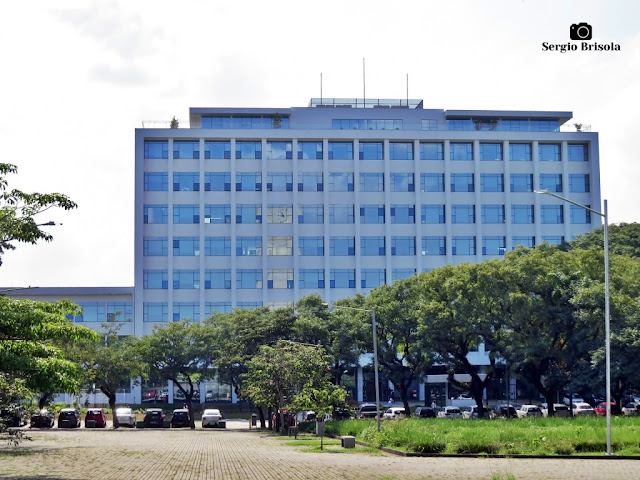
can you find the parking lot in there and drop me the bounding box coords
[2,423,640,480]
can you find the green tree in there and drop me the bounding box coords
[568,223,640,258]
[0,163,76,266]
[170,116,179,128]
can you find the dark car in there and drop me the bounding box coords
[332,407,352,420]
[58,408,81,428]
[170,409,191,428]
[30,409,55,428]
[85,408,107,428]
[1,407,26,427]
[494,404,517,418]
[356,403,379,419]
[413,406,436,418]
[143,408,166,428]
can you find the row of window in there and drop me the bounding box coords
[144,203,590,225]
[144,140,588,162]
[146,171,590,194]
[67,302,133,323]
[145,234,562,259]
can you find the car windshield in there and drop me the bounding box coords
[203,410,220,416]
[116,408,132,415]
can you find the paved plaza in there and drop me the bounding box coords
[1,420,638,480]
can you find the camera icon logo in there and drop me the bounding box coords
[570,23,593,40]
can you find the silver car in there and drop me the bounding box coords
[115,407,136,427]
[437,406,462,418]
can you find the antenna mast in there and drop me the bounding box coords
[363,58,366,108]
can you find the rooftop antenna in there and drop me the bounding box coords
[406,73,409,107]
[320,72,323,106]
[363,58,366,108]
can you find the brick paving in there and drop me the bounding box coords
[1,420,639,479]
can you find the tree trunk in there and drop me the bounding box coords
[258,407,266,429]
[101,387,119,428]
[38,393,52,410]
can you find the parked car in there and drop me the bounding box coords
[516,405,543,418]
[622,403,640,416]
[170,409,191,428]
[1,407,26,427]
[456,394,473,400]
[383,407,408,419]
[413,406,436,418]
[437,406,462,418]
[493,404,517,418]
[332,407,352,420]
[58,408,81,428]
[594,402,616,416]
[201,409,223,427]
[143,388,159,402]
[85,408,107,428]
[541,403,571,418]
[115,407,136,427]
[563,393,584,405]
[143,408,166,428]
[356,403,379,419]
[157,390,169,403]
[174,389,200,402]
[462,405,491,419]
[573,402,596,416]
[30,409,55,428]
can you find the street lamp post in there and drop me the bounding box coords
[324,303,381,432]
[535,189,611,455]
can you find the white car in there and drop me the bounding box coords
[516,405,543,418]
[201,408,223,427]
[572,402,596,416]
[437,407,462,418]
[541,403,571,418]
[622,403,640,416]
[115,407,136,427]
[563,393,584,405]
[383,407,408,419]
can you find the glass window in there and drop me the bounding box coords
[451,205,475,223]
[391,205,415,224]
[359,173,384,192]
[144,302,168,322]
[267,205,293,224]
[509,143,531,161]
[359,142,383,160]
[298,205,323,224]
[298,141,323,160]
[267,237,293,256]
[236,269,263,289]
[391,236,416,255]
[236,236,262,256]
[450,143,473,161]
[267,269,294,289]
[421,119,438,131]
[568,144,587,162]
[236,204,262,224]
[511,205,534,224]
[205,270,231,289]
[144,205,168,224]
[389,142,413,160]
[298,173,323,192]
[329,172,354,191]
[569,174,590,193]
[510,174,533,192]
[538,143,560,162]
[173,172,199,192]
[480,143,502,161]
[144,270,168,289]
[173,303,200,322]
[570,205,591,223]
[420,173,444,192]
[145,141,168,159]
[145,172,168,191]
[205,172,231,191]
[205,237,231,256]
[420,142,444,160]
[173,141,199,159]
[481,205,505,224]
[480,174,504,192]
[361,236,385,256]
[483,236,506,255]
[266,173,293,192]
[328,142,353,160]
[173,237,199,256]
[330,237,355,256]
[543,236,564,246]
[330,269,355,288]
[144,237,168,256]
[361,269,385,288]
[451,173,474,192]
[266,141,291,159]
[236,172,262,191]
[204,141,231,159]
[390,173,414,192]
[202,116,288,129]
[541,205,564,224]
[107,302,133,322]
[452,236,476,255]
[512,236,535,249]
[237,141,263,159]
[237,302,263,309]
[299,269,325,289]
[329,205,354,223]
[204,204,230,224]
[421,205,445,224]
[206,302,232,314]
[332,119,402,130]
[173,205,199,224]
[298,236,324,256]
[360,204,385,224]
[421,236,446,255]
[392,269,416,281]
[539,174,563,193]
[173,270,199,289]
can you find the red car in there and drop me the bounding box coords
[594,402,617,416]
[85,408,107,428]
